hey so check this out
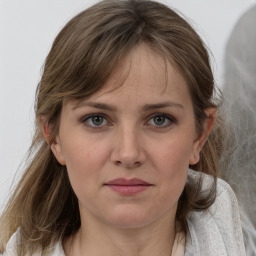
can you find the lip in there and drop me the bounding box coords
[106,178,151,186]
[104,178,153,196]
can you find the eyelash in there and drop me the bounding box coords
[81,113,177,130]
[81,113,111,130]
[146,113,177,129]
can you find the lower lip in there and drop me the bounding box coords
[106,185,151,196]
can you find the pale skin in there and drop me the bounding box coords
[43,44,216,256]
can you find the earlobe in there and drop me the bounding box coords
[50,137,66,166]
[189,108,217,165]
[41,119,66,166]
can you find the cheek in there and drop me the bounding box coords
[61,132,109,168]
[150,135,193,198]
[60,135,110,195]
[153,136,194,174]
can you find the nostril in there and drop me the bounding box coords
[115,160,141,168]
[134,161,141,167]
[115,160,122,165]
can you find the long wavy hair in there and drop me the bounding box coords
[0,0,222,255]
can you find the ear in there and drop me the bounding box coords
[41,121,66,166]
[189,108,216,165]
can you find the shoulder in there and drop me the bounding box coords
[185,170,246,256]
[2,229,65,256]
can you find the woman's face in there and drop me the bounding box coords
[51,44,204,229]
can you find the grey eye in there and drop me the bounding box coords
[83,115,108,127]
[147,114,176,128]
[91,116,104,126]
[153,116,166,126]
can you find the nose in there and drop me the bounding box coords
[111,126,146,168]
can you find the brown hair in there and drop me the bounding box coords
[0,0,222,254]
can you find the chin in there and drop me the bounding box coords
[103,205,156,229]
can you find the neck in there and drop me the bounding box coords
[64,211,176,256]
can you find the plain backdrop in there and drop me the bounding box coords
[1,0,255,211]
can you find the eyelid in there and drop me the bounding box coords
[145,113,177,128]
[81,113,112,129]
[80,112,177,130]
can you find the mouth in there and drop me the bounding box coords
[104,178,153,196]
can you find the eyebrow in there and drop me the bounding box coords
[142,102,184,111]
[72,101,184,111]
[72,102,117,111]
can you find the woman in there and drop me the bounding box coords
[0,0,246,255]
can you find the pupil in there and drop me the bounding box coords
[154,116,165,125]
[92,116,103,125]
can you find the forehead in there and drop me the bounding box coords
[67,44,192,109]
[92,44,190,100]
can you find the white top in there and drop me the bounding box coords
[2,170,246,256]
[184,171,246,256]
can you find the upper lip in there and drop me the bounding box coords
[105,178,152,186]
